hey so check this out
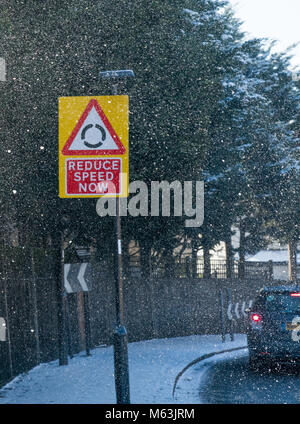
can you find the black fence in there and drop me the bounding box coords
[0,275,89,386]
[0,247,94,387]
[132,256,274,280]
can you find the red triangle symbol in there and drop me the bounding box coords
[62,99,126,156]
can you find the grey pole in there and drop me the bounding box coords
[226,288,234,341]
[3,279,13,378]
[56,232,68,366]
[219,289,226,343]
[83,291,92,356]
[64,295,74,359]
[113,196,130,404]
[30,249,41,364]
[99,70,134,404]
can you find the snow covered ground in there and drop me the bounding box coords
[0,334,248,404]
[246,249,300,263]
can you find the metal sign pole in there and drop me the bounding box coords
[226,288,234,341]
[57,233,68,366]
[219,289,226,343]
[3,279,13,378]
[83,291,92,356]
[113,164,130,405]
[30,249,41,365]
[64,295,73,359]
[98,69,134,404]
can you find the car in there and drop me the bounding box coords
[246,285,300,371]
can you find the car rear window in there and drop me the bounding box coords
[263,293,300,313]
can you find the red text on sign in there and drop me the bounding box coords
[66,158,121,195]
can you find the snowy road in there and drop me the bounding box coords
[198,356,300,404]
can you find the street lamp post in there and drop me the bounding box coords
[99,69,134,404]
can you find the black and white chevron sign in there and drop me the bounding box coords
[0,317,6,342]
[64,263,91,293]
[227,300,253,321]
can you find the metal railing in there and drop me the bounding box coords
[128,256,274,280]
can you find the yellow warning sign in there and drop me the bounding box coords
[59,95,129,198]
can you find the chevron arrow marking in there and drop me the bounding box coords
[241,301,246,318]
[78,263,89,291]
[234,302,240,319]
[227,302,233,321]
[0,317,6,342]
[64,263,73,293]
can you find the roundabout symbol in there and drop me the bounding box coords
[81,123,106,149]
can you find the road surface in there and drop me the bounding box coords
[198,355,300,404]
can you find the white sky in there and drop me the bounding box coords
[228,0,300,69]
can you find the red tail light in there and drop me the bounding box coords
[251,313,261,322]
[290,293,300,297]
